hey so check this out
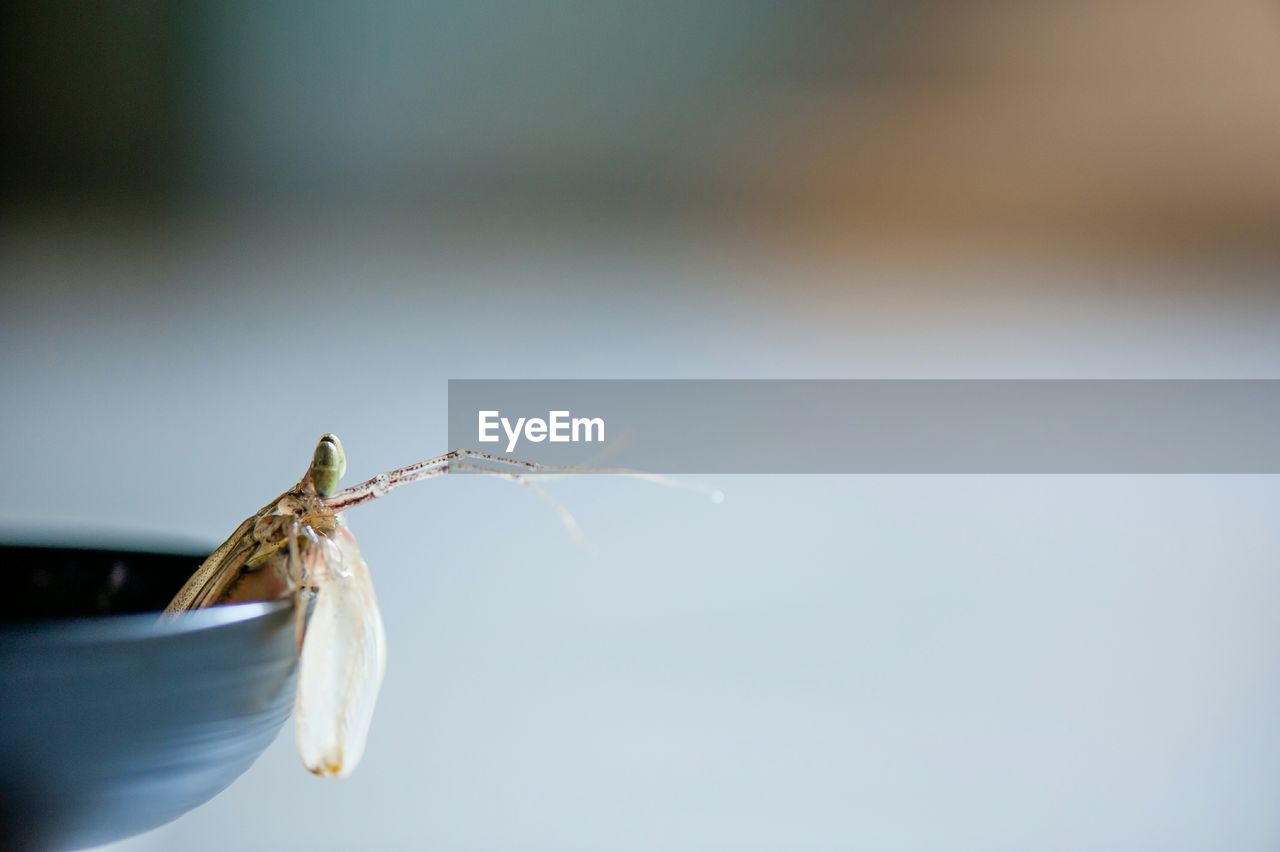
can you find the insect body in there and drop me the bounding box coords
[165,436,590,777]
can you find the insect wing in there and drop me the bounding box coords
[163,516,262,614]
[294,521,387,777]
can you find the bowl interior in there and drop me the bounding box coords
[0,543,297,851]
[0,542,206,621]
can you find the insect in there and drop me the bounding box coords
[164,435,594,778]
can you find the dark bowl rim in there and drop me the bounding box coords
[0,539,295,644]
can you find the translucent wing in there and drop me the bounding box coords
[293,519,387,777]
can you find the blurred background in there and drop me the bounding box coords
[3,1,1280,850]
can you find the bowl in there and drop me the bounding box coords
[0,544,296,851]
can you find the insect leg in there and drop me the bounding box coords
[322,463,450,510]
[288,519,311,652]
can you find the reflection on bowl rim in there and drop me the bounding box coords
[0,598,295,644]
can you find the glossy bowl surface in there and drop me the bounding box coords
[0,544,296,851]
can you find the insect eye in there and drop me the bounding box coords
[310,434,347,497]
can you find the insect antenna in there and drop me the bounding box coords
[322,448,721,512]
[451,460,586,543]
